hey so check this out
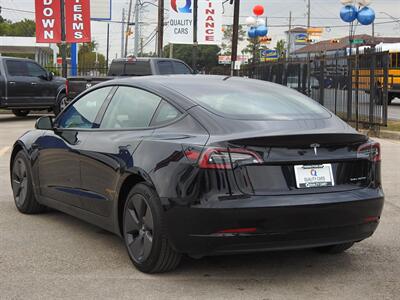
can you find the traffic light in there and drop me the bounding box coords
[331,39,340,44]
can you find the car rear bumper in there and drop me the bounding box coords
[163,188,384,255]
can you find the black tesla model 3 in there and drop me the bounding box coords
[10,75,384,273]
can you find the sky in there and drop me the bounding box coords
[1,0,399,58]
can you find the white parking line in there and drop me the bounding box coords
[0,146,10,157]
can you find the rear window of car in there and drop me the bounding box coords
[108,61,152,76]
[170,79,331,120]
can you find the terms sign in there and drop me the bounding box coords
[65,0,92,43]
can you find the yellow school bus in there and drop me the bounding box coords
[354,46,400,105]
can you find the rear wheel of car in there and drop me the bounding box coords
[11,151,46,214]
[54,93,68,116]
[12,109,30,117]
[123,183,181,273]
[315,242,354,254]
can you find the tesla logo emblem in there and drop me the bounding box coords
[310,143,320,156]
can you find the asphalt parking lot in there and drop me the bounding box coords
[0,114,399,299]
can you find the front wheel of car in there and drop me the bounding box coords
[315,242,354,254]
[123,183,181,273]
[12,109,30,117]
[11,151,46,214]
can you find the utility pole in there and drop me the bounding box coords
[192,0,198,71]
[134,0,140,56]
[231,0,240,76]
[287,11,292,59]
[157,0,164,57]
[60,0,67,78]
[306,0,311,95]
[106,23,110,70]
[125,0,133,57]
[121,8,125,58]
[169,43,174,58]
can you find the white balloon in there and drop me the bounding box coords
[245,16,256,26]
[357,0,372,6]
[340,0,353,5]
[256,19,266,26]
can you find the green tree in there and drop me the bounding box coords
[221,25,246,56]
[163,44,221,72]
[242,37,267,63]
[275,39,287,59]
[0,18,36,36]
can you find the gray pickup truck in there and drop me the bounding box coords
[0,57,66,116]
[67,57,193,101]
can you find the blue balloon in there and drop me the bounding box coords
[357,7,375,25]
[248,27,257,38]
[255,25,268,37]
[340,5,358,23]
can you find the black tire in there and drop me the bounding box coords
[122,183,181,273]
[11,151,46,214]
[315,242,354,254]
[12,109,30,117]
[54,92,68,116]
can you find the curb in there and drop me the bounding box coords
[359,129,400,140]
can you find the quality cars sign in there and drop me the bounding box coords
[65,0,92,42]
[166,0,194,44]
[35,0,62,43]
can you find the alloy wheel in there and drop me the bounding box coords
[12,158,28,206]
[59,96,69,111]
[124,194,154,263]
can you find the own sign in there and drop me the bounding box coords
[35,0,62,43]
[65,0,92,43]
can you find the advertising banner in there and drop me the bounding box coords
[65,0,92,43]
[35,0,62,43]
[260,49,278,62]
[295,33,307,45]
[166,0,194,44]
[197,0,223,45]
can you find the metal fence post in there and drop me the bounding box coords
[347,55,353,122]
[319,57,325,105]
[369,49,376,125]
[383,52,389,126]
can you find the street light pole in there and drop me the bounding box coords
[157,0,164,57]
[124,0,133,57]
[60,0,67,78]
[231,0,240,76]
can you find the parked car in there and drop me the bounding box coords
[66,57,193,101]
[0,57,66,116]
[10,75,384,273]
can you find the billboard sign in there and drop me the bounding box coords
[295,33,307,45]
[166,0,194,44]
[260,49,278,62]
[35,0,62,43]
[90,0,112,20]
[218,55,248,65]
[197,0,223,45]
[65,0,92,43]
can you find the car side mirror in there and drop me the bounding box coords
[35,116,54,130]
[47,72,54,81]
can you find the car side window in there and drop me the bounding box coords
[100,86,161,129]
[151,101,181,126]
[173,62,192,74]
[27,62,47,78]
[158,61,174,75]
[57,86,113,129]
[6,60,28,76]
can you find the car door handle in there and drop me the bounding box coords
[9,81,16,85]
[31,82,37,85]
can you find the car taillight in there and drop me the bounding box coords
[185,147,262,169]
[357,141,381,162]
